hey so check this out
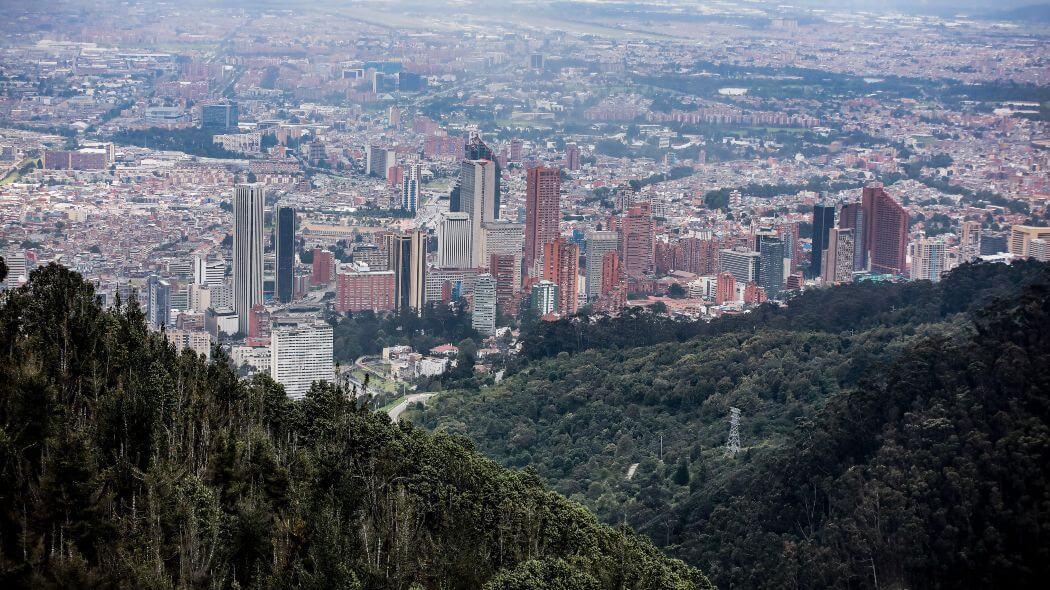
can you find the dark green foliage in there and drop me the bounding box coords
[419,261,1050,589]
[0,263,710,589]
[110,127,241,159]
[332,301,479,363]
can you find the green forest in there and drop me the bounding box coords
[0,260,710,589]
[415,261,1050,589]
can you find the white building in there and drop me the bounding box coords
[233,184,265,334]
[460,159,498,266]
[911,236,947,282]
[271,323,334,400]
[166,329,213,359]
[401,163,422,212]
[472,273,497,335]
[438,212,473,268]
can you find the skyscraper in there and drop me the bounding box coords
[437,212,473,269]
[270,323,333,400]
[366,145,395,178]
[585,230,619,299]
[461,159,498,266]
[839,202,866,270]
[233,183,264,334]
[482,220,524,288]
[757,235,785,297]
[465,133,501,218]
[716,272,736,305]
[862,185,909,275]
[387,231,427,313]
[565,144,581,171]
[275,206,296,303]
[489,253,518,316]
[810,202,837,278]
[146,275,171,328]
[472,273,497,335]
[621,202,654,281]
[542,238,580,316]
[911,236,947,282]
[822,228,855,285]
[401,163,422,212]
[524,165,561,274]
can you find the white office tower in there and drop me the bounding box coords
[2,250,27,289]
[460,159,498,266]
[366,145,395,178]
[585,230,619,299]
[472,273,497,336]
[194,254,226,286]
[233,183,265,334]
[821,228,855,285]
[911,236,947,282]
[483,220,525,289]
[401,163,422,212]
[271,322,334,400]
[438,212,473,268]
[1031,238,1050,262]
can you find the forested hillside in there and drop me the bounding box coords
[0,261,711,590]
[416,261,1050,589]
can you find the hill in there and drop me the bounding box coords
[415,261,1050,589]
[0,261,711,589]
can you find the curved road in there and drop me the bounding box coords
[388,393,436,421]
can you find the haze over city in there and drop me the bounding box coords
[1,1,1048,588]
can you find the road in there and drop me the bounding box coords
[387,393,436,421]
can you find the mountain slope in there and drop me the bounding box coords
[416,261,1050,589]
[0,262,711,589]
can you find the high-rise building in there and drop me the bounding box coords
[489,253,518,316]
[233,183,265,334]
[336,269,395,313]
[810,202,837,277]
[757,235,785,297]
[387,231,427,313]
[147,275,171,328]
[862,185,909,275]
[461,159,499,266]
[911,236,947,282]
[960,221,981,264]
[200,102,238,130]
[822,228,855,285]
[482,220,524,287]
[366,145,395,178]
[401,163,422,212]
[621,202,654,280]
[465,133,501,218]
[510,139,524,162]
[270,323,333,400]
[838,202,866,271]
[275,206,296,303]
[310,248,335,286]
[542,238,580,315]
[1008,225,1050,259]
[585,230,619,299]
[531,281,559,316]
[565,144,581,171]
[437,212,473,269]
[715,272,736,305]
[524,166,562,275]
[719,248,761,284]
[472,273,497,335]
